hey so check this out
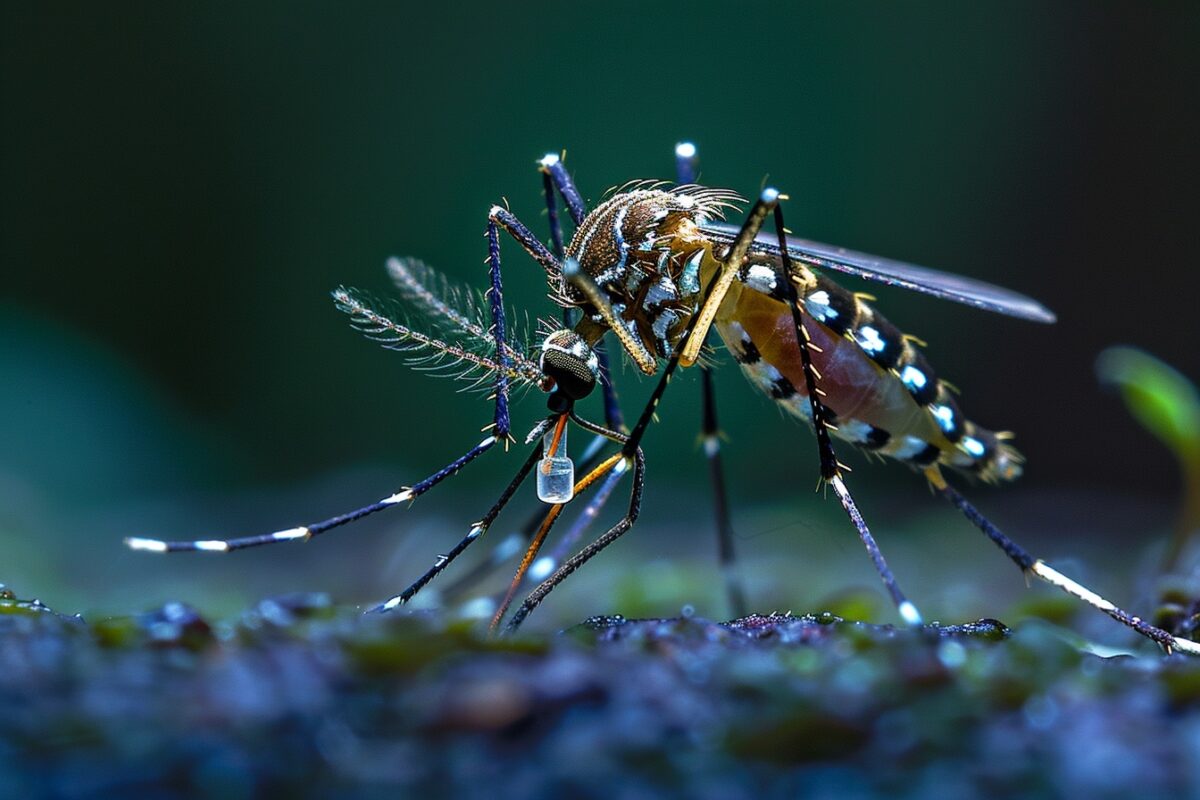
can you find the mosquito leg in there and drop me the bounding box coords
[131,192,523,556]
[538,153,586,226]
[541,164,568,266]
[504,453,644,634]
[772,203,922,626]
[487,153,588,284]
[125,436,498,553]
[540,151,576,334]
[370,443,543,612]
[675,141,699,185]
[594,343,624,432]
[701,366,748,618]
[503,415,645,633]
[488,448,628,633]
[934,476,1200,655]
[489,206,561,278]
[484,216,514,441]
[502,268,736,632]
[454,400,627,610]
[371,211,549,608]
[676,139,747,617]
[504,230,774,632]
[537,457,630,577]
[433,421,621,603]
[490,201,625,426]
[678,188,779,367]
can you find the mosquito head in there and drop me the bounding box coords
[540,329,599,408]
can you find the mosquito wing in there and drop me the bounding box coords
[699,222,1056,323]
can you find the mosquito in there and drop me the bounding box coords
[127,143,1200,654]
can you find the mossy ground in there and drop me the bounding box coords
[3,586,1200,800]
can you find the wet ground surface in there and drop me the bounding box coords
[3,586,1200,800]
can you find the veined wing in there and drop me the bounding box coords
[699,222,1056,323]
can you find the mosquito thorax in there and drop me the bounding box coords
[540,329,599,406]
[562,186,743,360]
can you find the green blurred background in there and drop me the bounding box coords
[2,3,1198,631]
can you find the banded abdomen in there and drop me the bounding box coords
[712,256,1022,483]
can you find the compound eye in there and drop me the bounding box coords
[540,330,599,401]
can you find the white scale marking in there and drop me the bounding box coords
[680,250,703,295]
[745,264,777,294]
[610,202,630,275]
[1030,561,1200,656]
[834,419,874,444]
[900,364,927,391]
[893,435,929,460]
[271,527,309,541]
[125,537,168,553]
[748,363,785,385]
[383,488,414,505]
[855,325,887,354]
[804,290,837,322]
[960,436,986,458]
[930,404,956,433]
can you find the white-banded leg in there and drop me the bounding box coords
[127,199,522,559]
[674,140,700,186]
[540,155,569,276]
[538,152,586,227]
[771,201,923,627]
[370,442,544,612]
[934,474,1200,655]
[124,442,501,554]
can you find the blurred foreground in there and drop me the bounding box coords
[3,590,1200,800]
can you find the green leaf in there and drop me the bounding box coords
[1097,346,1200,459]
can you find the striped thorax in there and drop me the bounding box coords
[561,186,741,365]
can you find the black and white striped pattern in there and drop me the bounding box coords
[725,265,1023,483]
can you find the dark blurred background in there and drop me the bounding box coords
[2,3,1198,630]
